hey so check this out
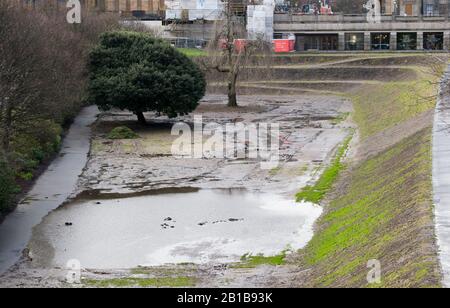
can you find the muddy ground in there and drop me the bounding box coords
[0,94,352,288]
[1,53,441,288]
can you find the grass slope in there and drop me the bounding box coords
[352,73,439,139]
[295,56,443,288]
[300,128,440,287]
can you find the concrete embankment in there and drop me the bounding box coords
[433,65,450,288]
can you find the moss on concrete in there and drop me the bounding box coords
[299,128,441,287]
[83,276,197,288]
[351,77,437,140]
[296,133,353,204]
[234,251,288,268]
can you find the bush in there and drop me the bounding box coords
[11,120,63,171]
[0,159,17,214]
[88,31,206,124]
[107,126,139,140]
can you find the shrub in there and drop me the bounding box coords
[107,126,139,140]
[0,159,17,214]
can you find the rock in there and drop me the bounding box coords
[198,222,208,226]
[65,222,73,226]
[229,218,243,222]
[164,217,172,221]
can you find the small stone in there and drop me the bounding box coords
[229,218,242,222]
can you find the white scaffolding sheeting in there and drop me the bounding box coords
[247,0,275,41]
[165,0,223,21]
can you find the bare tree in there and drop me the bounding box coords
[203,1,272,107]
[0,0,119,161]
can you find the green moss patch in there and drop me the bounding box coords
[296,133,353,204]
[83,276,197,288]
[107,126,139,140]
[299,129,441,288]
[237,251,287,268]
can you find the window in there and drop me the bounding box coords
[405,4,413,16]
[397,32,417,50]
[345,33,364,51]
[301,34,338,51]
[424,33,444,50]
[371,33,390,50]
[425,4,434,16]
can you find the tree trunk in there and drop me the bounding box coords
[135,111,147,125]
[227,71,238,107]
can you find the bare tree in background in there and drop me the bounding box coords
[204,1,272,107]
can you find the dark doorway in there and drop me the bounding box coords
[371,33,390,50]
[424,32,444,50]
[299,34,339,51]
[397,32,417,50]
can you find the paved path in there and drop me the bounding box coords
[0,106,99,275]
[433,65,450,288]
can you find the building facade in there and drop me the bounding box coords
[20,0,164,17]
[102,0,164,16]
[274,0,450,51]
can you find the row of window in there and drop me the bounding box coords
[291,32,445,51]
[346,32,444,51]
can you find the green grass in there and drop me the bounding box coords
[178,48,207,58]
[269,166,281,176]
[331,112,350,125]
[296,133,353,204]
[234,251,288,268]
[351,77,437,139]
[300,128,441,287]
[107,126,139,140]
[83,276,197,288]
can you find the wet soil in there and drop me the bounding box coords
[0,94,352,287]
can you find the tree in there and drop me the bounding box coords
[204,1,272,107]
[88,31,206,124]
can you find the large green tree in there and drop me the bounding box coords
[88,31,206,124]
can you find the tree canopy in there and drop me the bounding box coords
[88,31,206,123]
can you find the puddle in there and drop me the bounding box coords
[30,189,322,269]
